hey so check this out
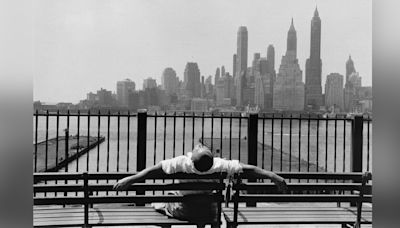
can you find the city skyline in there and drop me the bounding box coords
[34,0,372,103]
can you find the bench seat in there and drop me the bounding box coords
[223,205,372,225]
[34,206,203,227]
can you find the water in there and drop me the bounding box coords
[33,115,372,173]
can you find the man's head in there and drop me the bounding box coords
[191,144,214,172]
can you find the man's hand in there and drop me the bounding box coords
[113,177,132,191]
[273,177,288,194]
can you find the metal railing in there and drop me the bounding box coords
[33,110,372,174]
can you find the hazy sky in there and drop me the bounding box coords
[34,0,372,103]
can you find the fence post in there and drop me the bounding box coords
[136,110,147,205]
[351,115,363,206]
[248,113,258,166]
[247,113,258,207]
[64,129,69,172]
[351,115,363,172]
[137,110,147,172]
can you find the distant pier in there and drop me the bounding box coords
[34,135,105,172]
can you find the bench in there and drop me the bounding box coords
[34,172,226,227]
[223,172,372,228]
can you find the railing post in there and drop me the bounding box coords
[136,110,147,206]
[351,116,363,172]
[64,129,69,172]
[248,113,258,166]
[351,115,363,207]
[247,113,258,207]
[137,110,147,172]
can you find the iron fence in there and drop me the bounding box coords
[33,110,372,175]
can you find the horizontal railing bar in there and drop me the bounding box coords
[234,183,372,192]
[34,185,84,193]
[34,172,227,181]
[234,194,372,203]
[33,113,137,117]
[32,112,371,122]
[240,172,371,180]
[34,183,225,192]
[34,197,85,205]
[34,172,370,182]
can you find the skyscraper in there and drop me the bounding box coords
[344,56,358,112]
[232,54,237,78]
[273,19,305,111]
[161,67,179,95]
[214,67,220,85]
[254,57,273,110]
[266,44,276,101]
[183,62,201,98]
[250,53,261,83]
[287,18,297,58]
[221,66,225,77]
[116,79,135,107]
[143,77,157,90]
[236,26,248,79]
[235,26,248,107]
[267,44,276,82]
[325,73,344,111]
[346,55,356,83]
[305,7,323,110]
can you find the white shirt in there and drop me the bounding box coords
[160,152,242,195]
[160,152,242,176]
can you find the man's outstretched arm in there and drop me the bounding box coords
[113,163,165,191]
[240,163,288,193]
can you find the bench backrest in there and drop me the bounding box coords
[229,172,372,226]
[34,172,227,227]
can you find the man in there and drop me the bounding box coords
[113,144,287,227]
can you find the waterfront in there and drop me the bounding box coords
[33,115,372,173]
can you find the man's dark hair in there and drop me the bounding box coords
[192,145,214,172]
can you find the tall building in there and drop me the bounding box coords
[161,67,179,95]
[221,66,225,78]
[204,76,213,97]
[235,26,248,107]
[344,56,359,112]
[344,72,362,112]
[116,79,135,107]
[214,67,220,85]
[143,77,157,90]
[201,76,205,98]
[346,55,356,83]
[254,58,273,110]
[273,19,305,111]
[215,73,234,106]
[305,7,323,110]
[267,44,276,82]
[183,62,201,98]
[286,18,297,58]
[232,54,237,78]
[325,73,344,111]
[236,26,248,79]
[266,44,276,101]
[97,88,114,107]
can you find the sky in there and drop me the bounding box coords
[33,0,372,104]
